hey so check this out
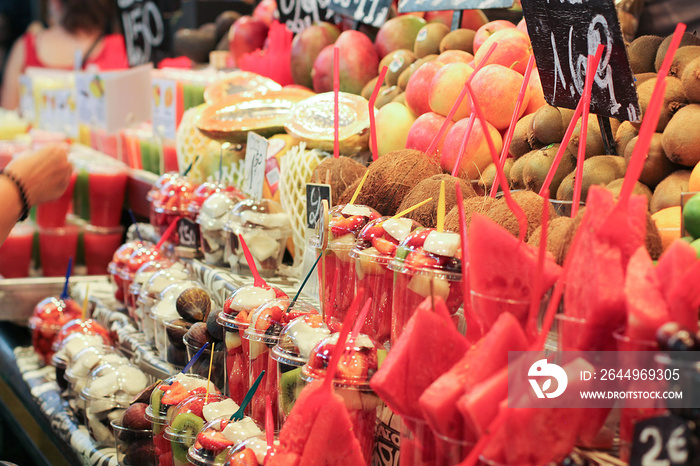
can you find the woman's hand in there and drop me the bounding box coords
[6,143,72,206]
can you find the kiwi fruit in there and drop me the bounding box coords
[398,55,438,90]
[614,121,638,157]
[662,104,700,167]
[556,155,627,201]
[650,170,691,214]
[681,57,700,103]
[444,195,499,233]
[635,72,657,86]
[478,159,514,193]
[669,46,700,78]
[523,144,576,195]
[624,133,677,188]
[352,148,442,216]
[397,174,475,228]
[559,107,576,129]
[628,35,664,74]
[170,412,205,462]
[527,216,575,265]
[567,116,606,159]
[414,23,450,58]
[392,92,407,105]
[634,77,688,132]
[279,367,303,416]
[605,178,653,204]
[530,105,565,146]
[509,150,536,189]
[312,156,367,206]
[655,32,700,73]
[151,387,164,418]
[375,85,402,108]
[439,29,476,54]
[484,190,557,240]
[361,76,380,100]
[379,49,417,87]
[511,113,536,159]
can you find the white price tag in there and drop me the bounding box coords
[244,132,268,200]
[18,75,35,122]
[151,78,177,140]
[75,73,107,128]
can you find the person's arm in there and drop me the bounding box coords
[0,144,72,244]
[1,35,25,110]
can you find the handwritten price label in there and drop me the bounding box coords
[277,0,335,34]
[327,0,391,27]
[117,0,167,67]
[398,0,512,13]
[177,217,200,249]
[244,132,268,200]
[306,183,332,229]
[630,415,695,466]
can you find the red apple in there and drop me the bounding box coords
[406,112,453,153]
[469,64,531,130]
[253,0,277,26]
[473,20,516,53]
[525,67,547,115]
[405,60,445,116]
[437,50,474,65]
[473,28,532,75]
[228,16,269,63]
[440,116,503,179]
[517,18,529,36]
[429,62,474,121]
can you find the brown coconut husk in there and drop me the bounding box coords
[338,176,362,205]
[485,190,557,241]
[352,149,442,216]
[396,174,476,228]
[527,216,576,265]
[311,156,367,206]
[444,195,499,233]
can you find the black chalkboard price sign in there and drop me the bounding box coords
[630,415,696,466]
[327,0,391,27]
[306,183,332,229]
[398,0,512,14]
[117,0,168,67]
[177,217,200,250]
[277,0,335,34]
[521,0,641,122]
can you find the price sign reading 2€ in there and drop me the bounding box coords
[521,0,641,122]
[630,415,694,466]
[244,132,268,201]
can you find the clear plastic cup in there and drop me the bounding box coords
[548,199,584,218]
[38,223,80,277]
[197,192,238,267]
[150,175,195,244]
[188,182,246,220]
[28,296,82,364]
[470,290,529,329]
[302,333,384,463]
[187,417,263,466]
[224,199,291,277]
[224,434,277,465]
[83,224,125,275]
[399,415,438,466]
[108,240,149,303]
[153,280,201,361]
[111,419,155,466]
[0,221,35,278]
[52,318,112,353]
[128,259,175,326]
[244,299,319,430]
[271,314,330,425]
[140,266,193,344]
[36,171,77,228]
[88,163,129,227]
[184,338,226,391]
[52,332,109,393]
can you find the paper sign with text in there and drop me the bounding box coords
[244,132,268,200]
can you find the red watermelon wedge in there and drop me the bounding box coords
[657,240,700,331]
[468,213,562,328]
[625,247,671,341]
[419,312,528,440]
[457,367,508,439]
[370,296,468,419]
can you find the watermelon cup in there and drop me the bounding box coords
[388,228,463,345]
[150,174,195,244]
[399,416,441,466]
[28,296,83,364]
[350,216,423,347]
[128,259,176,327]
[197,192,241,267]
[164,393,232,466]
[0,221,35,278]
[187,416,264,466]
[108,240,149,303]
[301,333,385,464]
[311,204,381,332]
[147,374,221,466]
[223,199,292,277]
[217,285,288,405]
[224,435,278,465]
[80,361,150,446]
[244,299,319,430]
[271,314,331,425]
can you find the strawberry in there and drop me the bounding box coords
[230,448,259,466]
[160,382,188,405]
[330,215,365,237]
[372,237,397,256]
[404,250,441,270]
[272,287,289,299]
[358,222,385,241]
[180,395,205,418]
[304,314,324,328]
[337,351,369,381]
[197,429,234,452]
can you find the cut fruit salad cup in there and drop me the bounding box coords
[188,416,263,466]
[350,216,423,347]
[302,332,386,464]
[388,228,464,345]
[150,174,195,244]
[244,299,319,431]
[139,264,193,345]
[108,240,149,303]
[29,296,83,364]
[196,191,241,267]
[271,314,330,425]
[120,244,166,315]
[311,204,381,332]
[224,435,277,465]
[217,285,288,405]
[52,332,109,392]
[128,259,175,328]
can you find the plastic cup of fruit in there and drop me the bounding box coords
[153,281,202,361]
[110,419,155,466]
[184,338,226,394]
[151,175,195,244]
[224,435,277,465]
[217,285,288,404]
[244,299,319,430]
[52,332,110,392]
[223,198,291,277]
[301,333,385,463]
[28,296,83,364]
[188,182,246,221]
[311,204,381,332]
[165,393,229,466]
[38,223,80,277]
[64,346,125,405]
[128,259,175,326]
[187,417,264,466]
[197,193,239,267]
[350,216,422,346]
[52,318,112,353]
[388,228,464,345]
[398,415,439,466]
[0,221,35,278]
[469,290,529,330]
[108,240,149,303]
[121,244,166,307]
[83,224,125,275]
[271,314,330,425]
[140,266,193,344]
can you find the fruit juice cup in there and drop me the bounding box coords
[38,223,80,277]
[312,204,382,331]
[165,393,229,466]
[163,141,179,173]
[88,164,128,227]
[36,171,77,228]
[224,435,277,465]
[129,259,175,328]
[388,228,464,345]
[140,138,160,175]
[188,417,264,466]
[108,240,149,303]
[28,296,83,364]
[399,416,439,466]
[224,199,291,277]
[217,285,288,404]
[302,333,384,464]
[111,419,155,466]
[184,339,226,395]
[351,217,423,346]
[271,314,330,425]
[0,221,35,278]
[83,224,125,275]
[244,299,319,430]
[120,128,144,170]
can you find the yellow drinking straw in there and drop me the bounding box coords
[391,198,433,220]
[349,171,369,205]
[81,285,90,320]
[436,181,446,232]
[205,344,215,403]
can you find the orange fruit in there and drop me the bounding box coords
[651,206,682,251]
[690,163,700,192]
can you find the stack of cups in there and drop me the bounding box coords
[0,221,35,278]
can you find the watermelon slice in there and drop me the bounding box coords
[457,367,508,439]
[468,213,561,328]
[657,240,700,332]
[625,247,671,341]
[370,296,468,419]
[419,312,528,440]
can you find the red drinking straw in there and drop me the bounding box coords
[369,66,389,161]
[239,234,268,288]
[526,188,550,340]
[451,112,476,177]
[156,217,182,250]
[333,47,340,159]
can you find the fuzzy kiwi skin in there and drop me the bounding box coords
[556,155,626,201]
[635,72,657,86]
[681,57,700,103]
[650,170,691,214]
[633,77,688,132]
[522,144,576,195]
[379,49,417,87]
[662,104,700,167]
[606,178,653,204]
[655,32,700,72]
[669,46,700,78]
[615,121,638,157]
[439,29,475,54]
[567,117,606,159]
[629,35,664,74]
[511,114,536,159]
[624,133,678,189]
[478,159,514,193]
[530,105,564,146]
[509,150,536,189]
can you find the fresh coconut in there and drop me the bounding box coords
[311,156,367,206]
[527,216,575,265]
[485,190,557,240]
[396,174,475,228]
[444,195,499,233]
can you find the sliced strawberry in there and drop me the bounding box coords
[219,419,230,430]
[223,296,235,315]
[181,396,205,418]
[337,351,369,380]
[331,215,365,237]
[197,429,234,452]
[304,314,324,328]
[373,237,397,256]
[404,249,441,270]
[254,305,285,332]
[160,382,188,405]
[272,287,289,299]
[230,448,259,466]
[358,222,385,241]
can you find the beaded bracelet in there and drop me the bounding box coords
[0,169,30,221]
